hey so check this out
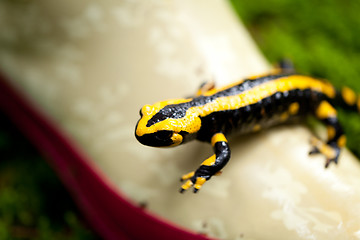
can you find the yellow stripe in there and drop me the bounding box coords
[136,98,195,136]
[201,155,216,166]
[181,171,194,181]
[195,75,335,116]
[181,180,193,190]
[194,177,206,190]
[137,75,335,136]
[211,133,227,146]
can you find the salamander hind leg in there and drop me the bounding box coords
[180,133,230,193]
[309,100,346,168]
[276,58,296,74]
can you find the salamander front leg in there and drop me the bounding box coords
[309,101,346,168]
[196,80,215,96]
[180,133,230,193]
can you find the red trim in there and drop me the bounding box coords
[0,73,211,240]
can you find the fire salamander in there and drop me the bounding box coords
[135,71,359,193]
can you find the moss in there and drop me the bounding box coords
[0,113,98,240]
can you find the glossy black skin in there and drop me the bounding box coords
[140,74,341,144]
[194,76,330,142]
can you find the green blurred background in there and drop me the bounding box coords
[1,0,360,239]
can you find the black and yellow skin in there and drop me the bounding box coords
[135,72,359,193]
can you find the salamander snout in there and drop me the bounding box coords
[135,128,174,147]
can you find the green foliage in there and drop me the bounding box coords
[230,0,360,157]
[0,114,98,240]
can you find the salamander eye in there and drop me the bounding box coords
[155,130,173,140]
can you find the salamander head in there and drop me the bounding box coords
[135,99,201,147]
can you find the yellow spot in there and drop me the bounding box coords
[327,126,336,140]
[252,124,261,132]
[194,177,206,190]
[280,112,289,121]
[315,101,337,119]
[211,133,227,147]
[337,135,347,147]
[342,87,357,106]
[289,102,300,115]
[357,97,360,112]
[201,155,216,166]
[170,133,183,146]
[181,171,194,181]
